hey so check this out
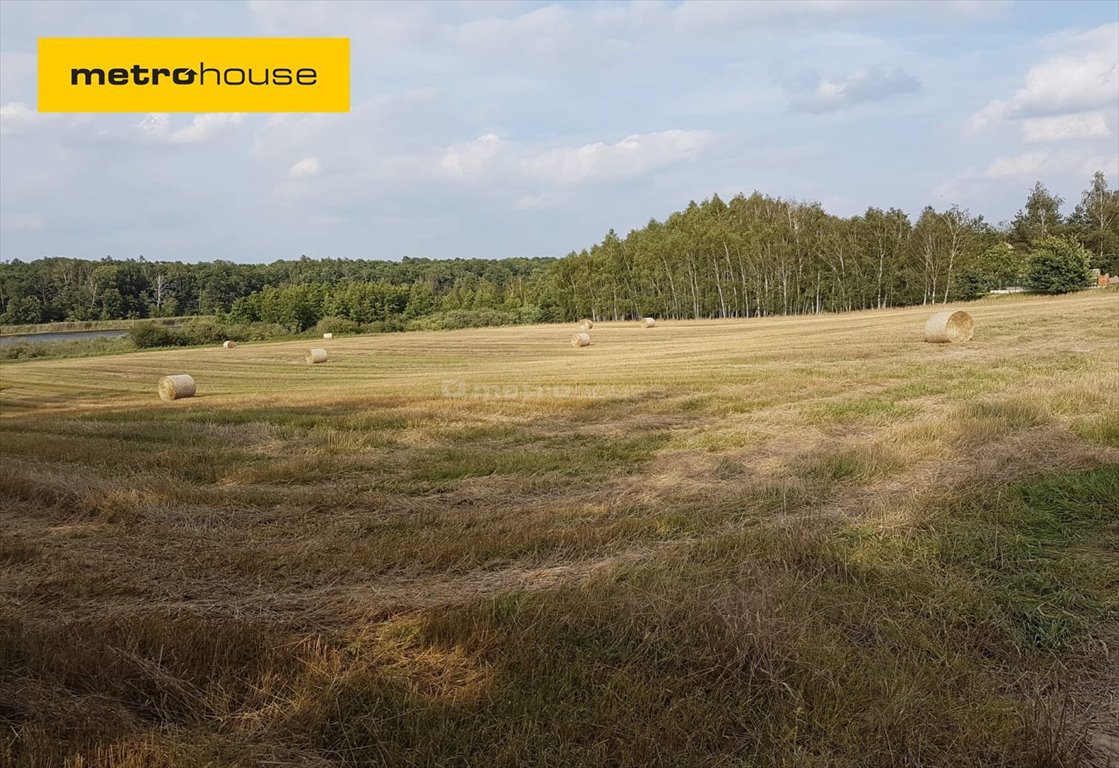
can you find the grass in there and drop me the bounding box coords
[1,291,1117,767]
[0,334,135,361]
[0,316,188,336]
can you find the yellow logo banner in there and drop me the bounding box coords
[38,37,349,112]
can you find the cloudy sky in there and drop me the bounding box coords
[1,0,1117,264]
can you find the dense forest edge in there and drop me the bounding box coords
[1,172,1116,354]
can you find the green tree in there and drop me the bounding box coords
[2,295,43,324]
[99,287,124,319]
[1068,171,1119,275]
[256,283,326,331]
[1026,236,1092,294]
[984,242,1026,288]
[1011,182,1064,247]
[404,282,437,319]
[956,242,1025,297]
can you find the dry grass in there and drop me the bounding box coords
[1,292,1117,767]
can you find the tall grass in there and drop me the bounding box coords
[0,316,188,336]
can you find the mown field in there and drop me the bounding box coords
[1,292,1117,767]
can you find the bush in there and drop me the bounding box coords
[405,307,548,331]
[513,305,545,324]
[130,323,188,348]
[358,318,406,334]
[131,318,302,349]
[225,321,289,341]
[313,316,361,336]
[1027,236,1093,294]
[178,318,227,345]
[953,266,992,300]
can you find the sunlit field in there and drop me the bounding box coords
[2,291,1117,767]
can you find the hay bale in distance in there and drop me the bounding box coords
[578,319,594,330]
[323,333,333,340]
[222,340,236,349]
[924,310,974,343]
[643,317,656,328]
[571,332,591,348]
[306,348,328,364]
[158,374,196,401]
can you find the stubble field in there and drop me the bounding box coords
[1,291,1117,767]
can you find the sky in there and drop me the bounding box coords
[0,0,1117,264]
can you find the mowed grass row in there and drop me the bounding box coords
[1,291,1118,767]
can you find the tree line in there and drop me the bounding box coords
[1,172,1115,329]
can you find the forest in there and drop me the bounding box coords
[1,172,1116,331]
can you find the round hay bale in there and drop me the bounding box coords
[571,332,591,348]
[924,310,974,343]
[158,374,196,401]
[323,332,333,340]
[222,340,236,349]
[306,348,328,364]
[578,319,594,330]
[643,317,656,328]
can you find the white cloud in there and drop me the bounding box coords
[250,112,343,159]
[1021,112,1110,143]
[672,0,1008,30]
[0,101,42,135]
[289,157,321,178]
[137,112,171,140]
[137,113,245,145]
[982,149,1119,179]
[965,100,1009,133]
[248,89,439,167]
[982,150,1052,178]
[935,147,1119,204]
[1011,50,1119,117]
[451,4,641,73]
[521,130,712,184]
[439,134,504,178]
[789,67,920,113]
[170,113,245,144]
[456,5,571,51]
[247,0,430,42]
[969,23,1118,134]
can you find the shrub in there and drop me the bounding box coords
[358,319,406,334]
[179,318,227,345]
[406,308,544,332]
[0,336,133,360]
[130,323,187,348]
[514,305,545,324]
[953,266,992,300]
[313,316,361,336]
[1026,236,1093,294]
[225,321,289,341]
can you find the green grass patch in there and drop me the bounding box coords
[1070,413,1119,447]
[797,443,903,485]
[934,465,1119,651]
[962,399,1051,429]
[806,396,919,425]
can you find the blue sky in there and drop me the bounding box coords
[1,0,1116,264]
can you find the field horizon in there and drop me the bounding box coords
[2,291,1118,767]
